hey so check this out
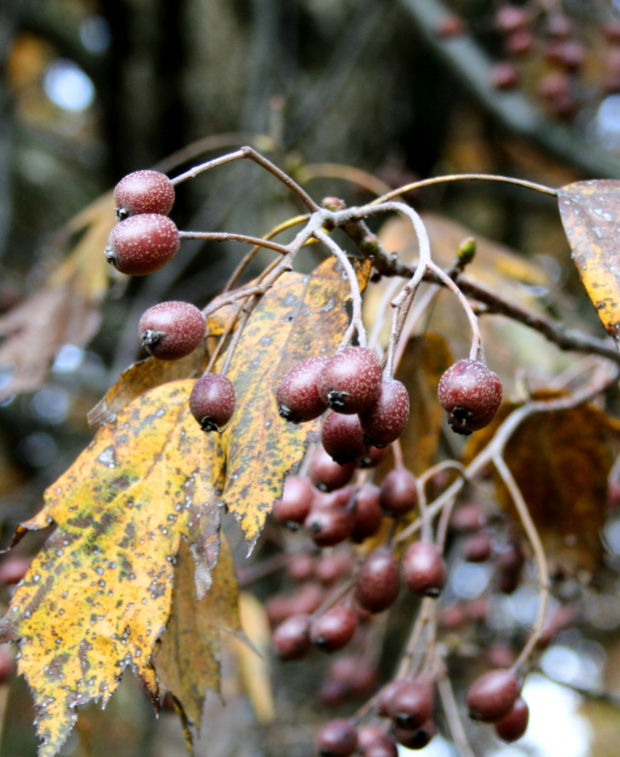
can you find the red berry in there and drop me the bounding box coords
[494,697,529,742]
[351,484,384,543]
[315,551,353,585]
[358,727,398,757]
[139,301,205,360]
[467,669,520,722]
[272,613,312,660]
[359,379,410,448]
[0,556,31,585]
[315,719,358,757]
[462,532,493,562]
[105,214,180,275]
[438,359,502,434]
[305,505,354,548]
[321,412,368,465]
[491,62,519,91]
[309,446,356,492]
[401,541,447,598]
[318,347,382,414]
[276,356,329,423]
[311,605,358,652]
[354,549,400,613]
[393,720,436,750]
[495,5,529,33]
[113,169,175,219]
[379,467,417,516]
[189,373,236,432]
[386,678,434,729]
[273,475,315,527]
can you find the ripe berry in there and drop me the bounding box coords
[287,552,316,582]
[354,549,400,613]
[272,613,312,660]
[495,5,529,33]
[321,412,368,465]
[139,301,205,360]
[401,541,446,598]
[315,551,353,585]
[276,356,329,423]
[491,62,519,91]
[189,373,236,432]
[0,555,31,585]
[309,446,356,492]
[494,697,529,742]
[462,532,493,562]
[311,605,357,652]
[305,505,354,547]
[113,170,175,219]
[359,379,410,448]
[272,475,315,527]
[393,720,436,750]
[351,484,383,543]
[318,347,382,414]
[386,678,434,729]
[466,669,520,722]
[315,719,358,757]
[438,359,502,434]
[379,467,417,516]
[358,727,398,757]
[105,214,180,275]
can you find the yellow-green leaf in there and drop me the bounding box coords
[220,256,371,547]
[156,534,242,738]
[558,179,620,338]
[0,380,222,757]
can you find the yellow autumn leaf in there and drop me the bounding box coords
[0,380,222,757]
[558,179,620,339]
[219,256,371,548]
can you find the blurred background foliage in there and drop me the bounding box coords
[1,0,620,755]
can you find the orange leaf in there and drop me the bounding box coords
[0,380,223,757]
[219,256,371,548]
[558,180,620,339]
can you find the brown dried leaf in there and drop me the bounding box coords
[156,534,242,737]
[220,256,371,548]
[0,195,114,402]
[558,180,620,339]
[465,401,620,572]
[0,380,223,757]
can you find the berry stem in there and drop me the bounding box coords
[314,228,367,348]
[371,173,558,205]
[436,667,477,757]
[171,146,320,212]
[178,231,291,256]
[493,454,549,671]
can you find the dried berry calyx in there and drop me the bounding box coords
[318,347,382,414]
[438,358,502,434]
[139,300,206,360]
[113,169,175,219]
[189,373,236,432]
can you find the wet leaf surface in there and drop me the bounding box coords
[558,180,620,339]
[0,380,222,757]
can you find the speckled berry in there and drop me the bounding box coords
[321,412,368,465]
[309,446,356,492]
[354,549,400,613]
[359,379,410,447]
[105,214,180,275]
[276,356,329,423]
[114,170,175,219]
[401,541,447,598]
[139,301,205,360]
[438,359,502,434]
[318,347,382,414]
[189,373,236,432]
[467,669,520,722]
